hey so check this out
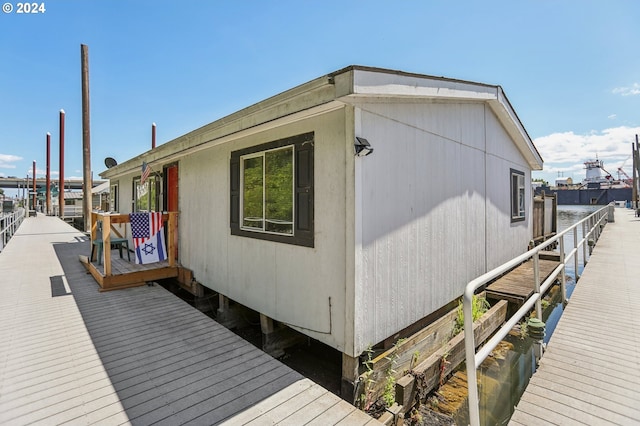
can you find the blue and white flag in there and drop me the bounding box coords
[130,212,167,264]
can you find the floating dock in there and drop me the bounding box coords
[485,253,561,305]
[0,215,380,425]
[510,208,640,425]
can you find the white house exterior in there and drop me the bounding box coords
[101,66,543,392]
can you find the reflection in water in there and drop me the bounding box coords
[468,205,602,425]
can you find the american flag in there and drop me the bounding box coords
[130,212,166,264]
[141,161,151,185]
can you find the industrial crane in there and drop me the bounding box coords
[617,155,632,183]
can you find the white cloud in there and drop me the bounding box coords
[612,83,640,96]
[0,154,23,169]
[533,126,640,183]
[608,114,617,120]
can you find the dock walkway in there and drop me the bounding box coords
[510,208,640,425]
[0,215,380,425]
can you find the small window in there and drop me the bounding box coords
[133,175,160,212]
[241,146,294,235]
[231,132,314,247]
[511,169,525,222]
[109,182,119,212]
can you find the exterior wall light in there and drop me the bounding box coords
[354,137,374,157]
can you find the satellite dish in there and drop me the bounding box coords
[104,157,118,168]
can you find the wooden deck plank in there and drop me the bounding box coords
[517,389,607,426]
[334,409,376,426]
[242,381,329,425]
[528,376,640,423]
[542,344,640,387]
[538,351,640,394]
[0,215,379,426]
[224,378,317,425]
[548,334,639,365]
[533,365,638,402]
[510,208,640,425]
[304,403,358,426]
[509,401,562,425]
[486,258,561,303]
[179,370,304,425]
[277,390,342,425]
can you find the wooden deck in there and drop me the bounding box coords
[485,254,561,304]
[83,255,179,292]
[83,212,179,292]
[0,214,380,425]
[509,208,640,425]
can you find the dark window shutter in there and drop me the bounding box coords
[230,155,240,231]
[295,140,314,247]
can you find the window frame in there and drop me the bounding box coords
[132,174,161,212]
[240,145,295,236]
[230,132,314,247]
[510,168,526,222]
[109,181,119,212]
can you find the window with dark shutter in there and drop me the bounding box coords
[230,132,314,247]
[510,168,525,222]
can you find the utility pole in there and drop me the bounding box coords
[635,135,640,210]
[32,161,36,212]
[81,44,92,231]
[46,132,51,215]
[59,109,65,218]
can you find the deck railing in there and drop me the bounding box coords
[463,204,612,426]
[53,205,84,218]
[90,211,178,277]
[0,208,25,251]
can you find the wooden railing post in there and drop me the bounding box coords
[103,214,112,276]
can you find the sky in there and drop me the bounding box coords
[1,0,640,197]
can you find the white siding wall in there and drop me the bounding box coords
[178,109,350,352]
[485,111,532,269]
[353,101,531,355]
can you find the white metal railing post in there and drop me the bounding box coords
[559,236,567,304]
[573,227,579,280]
[463,286,480,426]
[582,221,587,266]
[533,251,542,320]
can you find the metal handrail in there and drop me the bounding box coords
[52,205,84,217]
[0,208,26,251]
[463,204,612,426]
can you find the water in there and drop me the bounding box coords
[465,205,601,426]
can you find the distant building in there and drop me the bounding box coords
[555,177,573,187]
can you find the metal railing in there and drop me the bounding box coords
[463,204,612,426]
[52,205,84,218]
[0,208,26,251]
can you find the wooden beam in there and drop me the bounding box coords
[357,307,460,403]
[395,300,508,408]
[342,353,360,404]
[103,214,112,276]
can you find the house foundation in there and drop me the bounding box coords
[216,294,241,329]
[260,313,307,359]
[341,353,360,404]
